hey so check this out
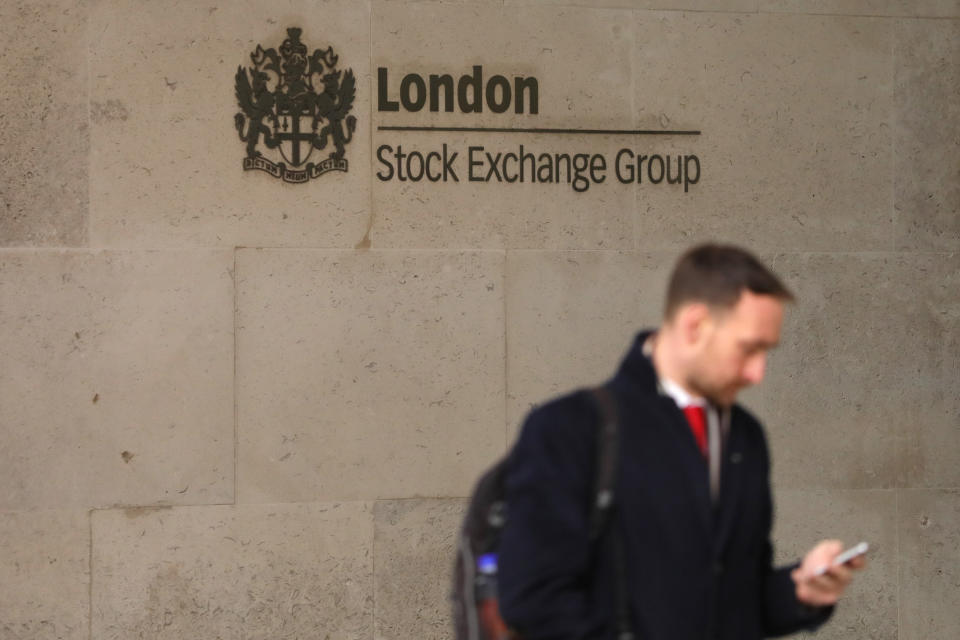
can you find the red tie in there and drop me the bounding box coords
[682,405,708,459]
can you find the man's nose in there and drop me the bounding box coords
[743,353,766,385]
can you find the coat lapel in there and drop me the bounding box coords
[655,397,713,536]
[714,416,746,549]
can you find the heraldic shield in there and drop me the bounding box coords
[235,27,357,184]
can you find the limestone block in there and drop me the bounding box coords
[91,502,374,640]
[0,250,234,510]
[894,18,960,250]
[762,252,960,489]
[373,499,467,640]
[0,0,88,246]
[0,509,90,640]
[761,0,960,18]
[505,250,673,438]
[236,249,505,502]
[632,12,893,252]
[370,3,636,250]
[772,490,897,640]
[898,489,960,640]
[88,0,372,248]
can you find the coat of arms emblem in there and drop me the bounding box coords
[235,28,356,183]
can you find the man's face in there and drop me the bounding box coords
[687,290,785,407]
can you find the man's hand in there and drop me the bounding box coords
[791,540,867,607]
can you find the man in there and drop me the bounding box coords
[498,244,865,640]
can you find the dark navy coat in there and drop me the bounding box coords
[498,332,831,640]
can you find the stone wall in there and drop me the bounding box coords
[1,1,957,638]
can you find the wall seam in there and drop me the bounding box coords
[233,248,239,505]
[366,0,375,251]
[537,3,760,16]
[758,10,960,19]
[765,252,781,416]
[1,247,952,256]
[371,499,379,639]
[890,17,898,253]
[368,9,378,636]
[87,509,94,640]
[84,1,92,249]
[895,489,901,640]
[503,249,510,452]
[631,8,640,251]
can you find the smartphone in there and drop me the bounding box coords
[812,541,869,577]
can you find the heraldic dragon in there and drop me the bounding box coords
[235,28,356,165]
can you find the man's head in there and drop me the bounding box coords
[657,244,794,407]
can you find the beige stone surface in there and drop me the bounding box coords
[383,0,502,4]
[894,18,960,251]
[505,251,674,438]
[506,0,759,11]
[504,250,668,409]
[0,509,90,640]
[898,489,960,640]
[505,249,774,437]
[236,249,505,502]
[772,490,897,640]
[0,0,88,246]
[91,502,373,639]
[762,252,960,489]
[761,0,960,17]
[88,0,372,248]
[373,498,467,640]
[370,3,636,250]
[632,12,893,253]
[374,4,634,130]
[0,250,234,510]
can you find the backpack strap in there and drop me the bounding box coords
[587,386,635,640]
[588,385,618,541]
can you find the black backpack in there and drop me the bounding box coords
[451,386,634,640]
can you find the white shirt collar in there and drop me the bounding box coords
[642,332,709,410]
[658,375,708,410]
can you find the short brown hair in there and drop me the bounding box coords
[664,244,794,319]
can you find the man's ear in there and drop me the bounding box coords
[676,302,711,348]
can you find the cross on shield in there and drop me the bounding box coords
[276,99,318,167]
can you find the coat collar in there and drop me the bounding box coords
[611,330,750,549]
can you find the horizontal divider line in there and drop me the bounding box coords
[377,125,701,135]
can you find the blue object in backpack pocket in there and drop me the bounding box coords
[477,553,498,575]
